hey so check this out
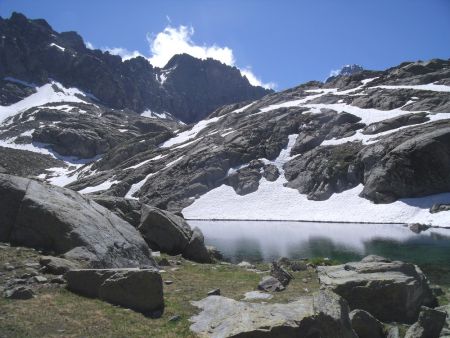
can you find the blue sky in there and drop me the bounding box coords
[1,0,450,90]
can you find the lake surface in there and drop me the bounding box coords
[189,220,450,285]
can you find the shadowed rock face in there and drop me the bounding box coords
[65,268,164,315]
[359,121,450,203]
[0,173,155,268]
[0,12,271,123]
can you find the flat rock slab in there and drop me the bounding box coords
[190,290,357,338]
[65,268,163,315]
[317,256,436,323]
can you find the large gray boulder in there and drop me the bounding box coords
[183,226,212,263]
[138,205,192,254]
[317,256,436,323]
[404,307,447,338]
[190,290,357,337]
[65,268,163,315]
[138,205,212,263]
[0,174,155,268]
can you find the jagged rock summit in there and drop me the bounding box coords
[0,12,272,123]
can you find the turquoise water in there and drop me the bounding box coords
[189,220,450,285]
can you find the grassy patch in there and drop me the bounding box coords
[0,246,319,338]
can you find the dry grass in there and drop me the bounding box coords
[0,246,320,338]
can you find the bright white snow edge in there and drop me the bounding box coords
[184,132,450,228]
[183,181,450,227]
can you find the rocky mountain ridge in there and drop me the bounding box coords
[56,58,450,226]
[0,12,271,123]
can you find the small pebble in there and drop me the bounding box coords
[33,276,48,283]
[207,288,221,296]
[169,315,181,322]
[164,280,174,285]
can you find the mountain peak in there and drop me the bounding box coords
[328,64,364,80]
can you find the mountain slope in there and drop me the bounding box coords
[0,12,272,123]
[64,58,450,226]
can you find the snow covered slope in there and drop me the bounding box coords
[64,59,450,227]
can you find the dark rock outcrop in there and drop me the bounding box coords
[0,13,271,123]
[404,307,447,338]
[0,174,155,268]
[285,142,363,200]
[349,309,385,338]
[362,112,429,135]
[360,121,450,203]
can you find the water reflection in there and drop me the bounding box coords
[189,220,450,266]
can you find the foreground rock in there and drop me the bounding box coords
[349,309,385,338]
[0,174,155,268]
[317,255,436,323]
[405,307,447,338]
[4,286,35,300]
[190,290,357,337]
[39,256,81,274]
[436,304,450,337]
[138,205,212,263]
[65,268,163,315]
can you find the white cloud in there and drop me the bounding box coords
[104,47,144,61]
[85,25,275,90]
[329,69,341,78]
[147,25,235,67]
[85,41,95,50]
[240,67,276,90]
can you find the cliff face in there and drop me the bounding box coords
[0,12,272,123]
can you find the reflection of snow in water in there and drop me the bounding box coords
[189,220,450,262]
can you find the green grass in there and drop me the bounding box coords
[0,246,320,338]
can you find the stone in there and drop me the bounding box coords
[4,286,34,299]
[169,315,181,322]
[33,275,48,283]
[349,309,385,338]
[39,256,81,274]
[258,276,285,292]
[164,280,173,285]
[138,205,192,255]
[435,304,450,337]
[190,290,357,337]
[409,223,431,234]
[206,246,223,261]
[404,306,447,338]
[291,261,308,272]
[207,288,221,296]
[0,174,155,268]
[4,263,15,271]
[65,268,164,315]
[270,262,293,287]
[243,291,273,300]
[237,261,255,269]
[386,326,400,338]
[317,256,436,323]
[182,227,212,263]
[50,275,66,284]
[430,203,450,214]
[157,258,171,267]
